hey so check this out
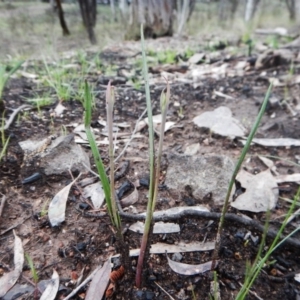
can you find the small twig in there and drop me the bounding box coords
[83,162,100,178]
[21,274,43,294]
[0,194,7,217]
[0,216,31,236]
[238,282,263,300]
[1,104,32,130]
[114,107,147,163]
[286,207,300,225]
[117,203,300,249]
[77,188,300,249]
[154,281,175,300]
[63,265,102,300]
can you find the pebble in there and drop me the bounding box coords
[172,252,183,262]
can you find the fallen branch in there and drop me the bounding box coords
[81,165,300,249]
[115,196,300,249]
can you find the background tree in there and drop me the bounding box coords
[285,0,296,20]
[78,0,97,45]
[244,0,261,22]
[122,0,195,40]
[55,0,70,36]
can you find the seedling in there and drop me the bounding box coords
[211,83,273,270]
[44,61,74,102]
[25,253,39,299]
[83,81,121,232]
[25,93,53,115]
[265,34,279,49]
[40,199,49,217]
[135,24,171,288]
[237,186,300,299]
[157,50,177,64]
[184,48,195,60]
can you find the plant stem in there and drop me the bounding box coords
[135,24,171,287]
[136,24,155,288]
[106,82,121,231]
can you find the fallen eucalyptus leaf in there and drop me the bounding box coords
[275,173,300,183]
[120,186,139,206]
[167,255,217,275]
[144,114,175,134]
[48,174,81,226]
[83,182,104,209]
[85,259,111,300]
[2,284,34,300]
[251,138,300,147]
[188,53,205,64]
[40,269,59,300]
[213,90,234,100]
[184,143,200,155]
[258,156,278,175]
[193,106,246,138]
[129,221,180,234]
[19,71,38,79]
[0,231,24,298]
[294,273,300,283]
[231,169,278,212]
[127,241,215,256]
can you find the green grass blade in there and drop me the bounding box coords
[25,253,39,284]
[83,81,116,226]
[236,185,300,299]
[0,61,24,99]
[212,83,273,269]
[0,136,10,162]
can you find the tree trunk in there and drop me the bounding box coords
[110,0,116,21]
[78,0,97,44]
[218,0,238,23]
[55,0,70,36]
[285,0,296,20]
[245,0,260,22]
[119,0,130,23]
[124,0,176,40]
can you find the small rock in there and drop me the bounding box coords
[148,274,156,281]
[177,288,188,300]
[184,143,200,155]
[183,197,195,206]
[134,290,144,299]
[145,291,155,300]
[19,134,90,176]
[250,235,259,245]
[165,153,235,205]
[172,252,183,262]
[226,281,237,290]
